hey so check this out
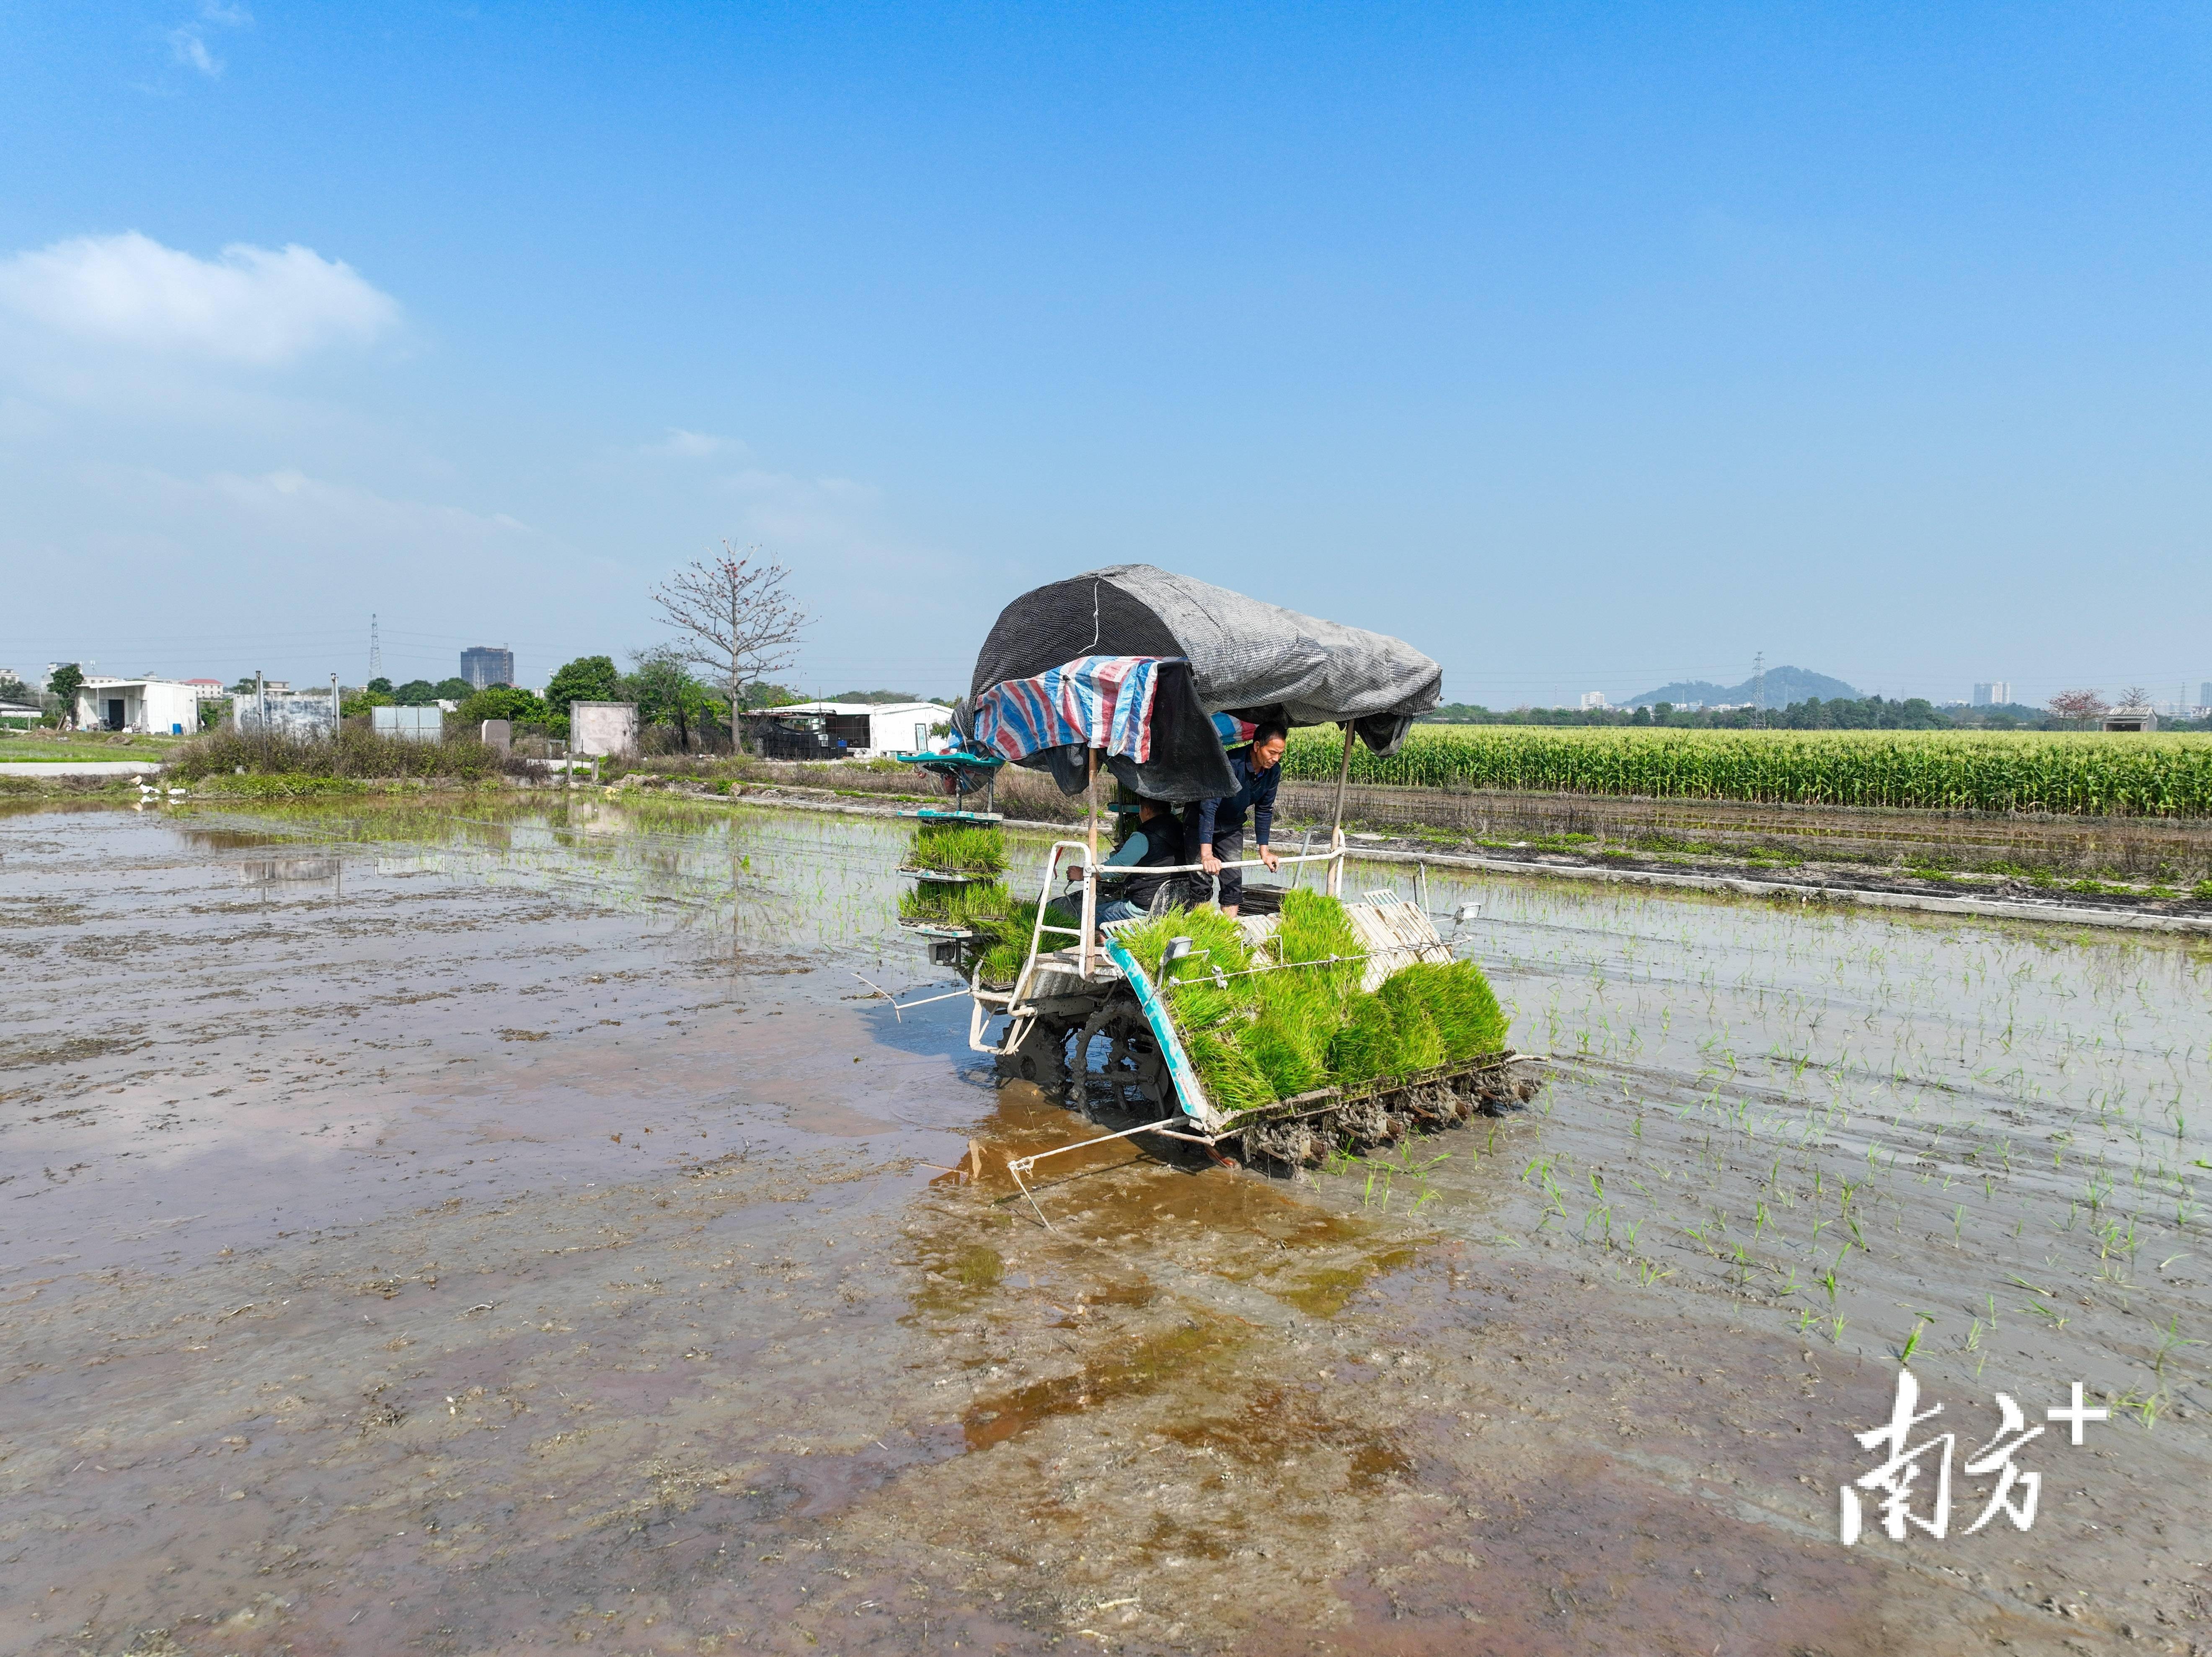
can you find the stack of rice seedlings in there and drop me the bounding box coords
[1324,991,1401,1087]
[1119,905,1252,986]
[905,822,1006,877]
[897,877,1013,930]
[1271,888,1364,998]
[1375,974,1447,1071]
[1183,1029,1278,1115]
[1118,895,1515,1151]
[1382,960,1508,1061]
[973,898,1041,988]
[900,819,1012,944]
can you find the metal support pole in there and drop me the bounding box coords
[1326,722,1354,896]
[1330,720,1355,834]
[1080,747,1100,977]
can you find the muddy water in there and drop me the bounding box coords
[1,800,2206,1655]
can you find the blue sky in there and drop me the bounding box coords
[3,3,2209,707]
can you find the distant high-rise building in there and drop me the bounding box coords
[1972,681,2011,707]
[1579,691,1609,711]
[461,646,515,689]
[2201,681,2211,709]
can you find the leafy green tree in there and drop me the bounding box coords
[546,655,624,712]
[457,685,550,726]
[626,649,724,751]
[393,679,442,706]
[436,676,476,701]
[0,673,35,705]
[367,676,393,696]
[47,663,84,723]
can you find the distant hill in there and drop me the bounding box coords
[1625,666,1859,708]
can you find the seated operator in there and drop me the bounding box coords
[1186,721,1286,917]
[1051,796,1187,932]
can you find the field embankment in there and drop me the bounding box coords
[1285,724,2212,816]
[1274,777,2212,888]
[165,725,529,788]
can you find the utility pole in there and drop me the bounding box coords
[1752,651,1766,728]
[369,614,382,681]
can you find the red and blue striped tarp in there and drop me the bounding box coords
[973,655,1175,764]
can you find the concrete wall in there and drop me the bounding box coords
[371,705,444,742]
[571,701,638,758]
[236,692,339,739]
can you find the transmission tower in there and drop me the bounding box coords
[369,614,382,680]
[1752,651,1766,728]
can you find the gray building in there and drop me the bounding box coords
[461,646,515,690]
[1972,681,2011,707]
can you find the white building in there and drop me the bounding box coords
[746,701,953,758]
[1579,692,1609,712]
[76,677,204,735]
[1972,681,2012,707]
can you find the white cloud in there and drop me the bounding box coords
[192,469,537,552]
[643,427,748,459]
[0,233,398,365]
[166,0,251,78]
[168,27,220,75]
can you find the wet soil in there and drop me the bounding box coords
[1,800,2206,1655]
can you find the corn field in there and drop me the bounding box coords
[1280,725,2212,817]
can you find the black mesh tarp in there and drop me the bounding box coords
[969,565,1442,800]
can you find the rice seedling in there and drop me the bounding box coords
[1897,1319,1928,1365]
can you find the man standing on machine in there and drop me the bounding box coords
[1187,721,1286,917]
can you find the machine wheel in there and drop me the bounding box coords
[1073,1002,1170,1116]
[995,1017,1072,1092]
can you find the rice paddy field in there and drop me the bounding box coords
[1432,867,2209,1413]
[1282,724,2212,816]
[5,793,2207,1652]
